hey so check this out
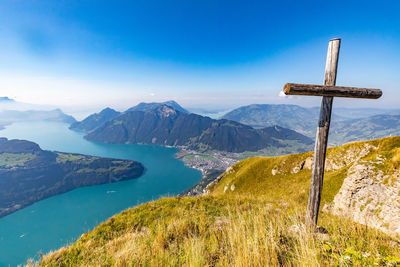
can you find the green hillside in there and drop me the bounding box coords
[208,137,399,205]
[33,137,400,266]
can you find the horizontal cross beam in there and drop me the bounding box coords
[284,83,382,99]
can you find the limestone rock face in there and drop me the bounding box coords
[328,162,400,236]
[203,137,400,237]
[325,144,375,171]
[303,157,313,170]
[290,143,375,174]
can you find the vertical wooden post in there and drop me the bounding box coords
[306,39,341,228]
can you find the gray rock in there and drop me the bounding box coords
[329,163,400,236]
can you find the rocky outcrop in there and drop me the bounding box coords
[204,136,400,237]
[326,162,400,236]
[289,143,376,174]
[286,142,400,236]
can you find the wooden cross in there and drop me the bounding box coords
[283,38,382,228]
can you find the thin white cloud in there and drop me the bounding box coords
[278,91,300,100]
[278,91,287,98]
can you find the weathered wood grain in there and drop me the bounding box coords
[283,83,382,99]
[282,38,383,228]
[305,38,340,228]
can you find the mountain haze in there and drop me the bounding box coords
[333,107,400,119]
[222,104,400,145]
[329,114,400,146]
[0,109,75,130]
[222,104,319,136]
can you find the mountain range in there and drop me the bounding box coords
[70,100,400,153]
[333,107,400,119]
[222,104,321,136]
[69,100,188,133]
[84,105,313,153]
[70,102,313,153]
[329,114,400,146]
[221,104,400,145]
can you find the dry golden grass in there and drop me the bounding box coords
[33,196,400,267]
[391,148,400,169]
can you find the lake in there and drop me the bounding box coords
[0,121,201,266]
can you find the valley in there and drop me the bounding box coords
[177,139,315,195]
[1,100,400,266]
[66,101,400,197]
[3,3,399,265]
[69,102,318,196]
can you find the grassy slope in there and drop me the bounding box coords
[34,137,400,266]
[210,136,400,205]
[0,153,36,168]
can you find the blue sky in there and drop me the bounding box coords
[0,0,399,114]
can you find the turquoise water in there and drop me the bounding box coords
[0,121,201,266]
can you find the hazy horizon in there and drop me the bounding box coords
[2,96,400,121]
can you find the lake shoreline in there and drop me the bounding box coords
[0,121,201,267]
[175,149,239,196]
[0,138,145,219]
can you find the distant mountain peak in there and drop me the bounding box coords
[99,107,119,114]
[69,107,121,133]
[0,96,15,102]
[102,107,115,112]
[248,104,259,108]
[127,100,188,113]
